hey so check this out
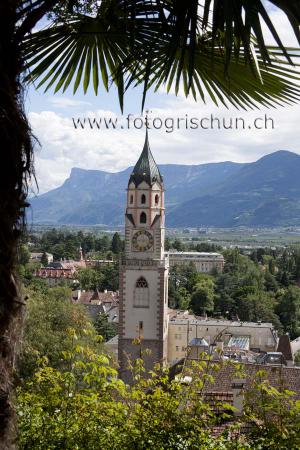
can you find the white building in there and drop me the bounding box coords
[167,251,224,273]
[30,252,53,264]
[168,313,278,364]
[118,132,169,383]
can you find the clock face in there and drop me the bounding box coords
[132,230,154,252]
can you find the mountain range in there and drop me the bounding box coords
[29,150,300,227]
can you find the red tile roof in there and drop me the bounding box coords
[188,361,300,398]
[34,268,75,279]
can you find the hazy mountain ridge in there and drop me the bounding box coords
[29,150,300,227]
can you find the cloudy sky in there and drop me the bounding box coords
[26,2,300,194]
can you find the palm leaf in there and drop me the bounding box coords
[22,0,300,110]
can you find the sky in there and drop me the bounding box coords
[26,2,300,194]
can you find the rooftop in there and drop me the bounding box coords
[167,252,224,259]
[169,317,275,329]
[128,131,163,187]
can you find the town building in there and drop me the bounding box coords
[167,251,224,273]
[30,252,53,264]
[33,267,77,286]
[72,289,119,321]
[180,356,300,415]
[168,312,278,364]
[118,132,169,383]
[116,134,284,386]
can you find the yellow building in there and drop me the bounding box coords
[168,312,278,364]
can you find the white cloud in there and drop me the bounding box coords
[48,96,92,109]
[27,6,300,194]
[262,3,299,47]
[29,91,300,194]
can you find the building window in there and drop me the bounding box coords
[155,194,159,205]
[141,194,146,204]
[130,194,133,204]
[140,212,147,224]
[176,346,179,352]
[134,277,149,308]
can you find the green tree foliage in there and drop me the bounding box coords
[111,232,123,254]
[17,337,248,450]
[77,263,119,292]
[94,313,118,342]
[168,263,199,309]
[171,239,187,252]
[77,267,104,291]
[215,249,267,318]
[40,251,48,267]
[246,370,300,449]
[19,284,97,379]
[165,237,171,251]
[191,242,223,252]
[264,271,279,292]
[17,244,30,266]
[17,338,300,449]
[236,292,282,330]
[31,229,115,260]
[276,286,300,339]
[190,276,216,315]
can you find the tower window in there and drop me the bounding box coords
[134,277,149,308]
[136,277,148,288]
[155,194,159,205]
[140,212,147,224]
[130,194,133,204]
[141,194,146,204]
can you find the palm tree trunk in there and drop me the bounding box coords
[0,1,33,446]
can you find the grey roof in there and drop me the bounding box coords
[228,335,250,350]
[129,131,163,187]
[189,338,209,347]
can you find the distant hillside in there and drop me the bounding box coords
[29,150,300,227]
[168,151,300,227]
[29,161,243,225]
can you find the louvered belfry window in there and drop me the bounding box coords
[134,277,149,307]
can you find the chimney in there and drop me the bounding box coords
[231,379,246,415]
[277,334,294,367]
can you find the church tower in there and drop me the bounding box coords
[118,132,169,383]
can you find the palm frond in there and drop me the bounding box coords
[22,0,300,110]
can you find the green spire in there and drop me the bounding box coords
[129,130,163,186]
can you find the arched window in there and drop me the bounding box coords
[140,212,147,224]
[136,277,148,288]
[130,194,133,204]
[141,194,146,204]
[155,194,159,205]
[134,277,149,307]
